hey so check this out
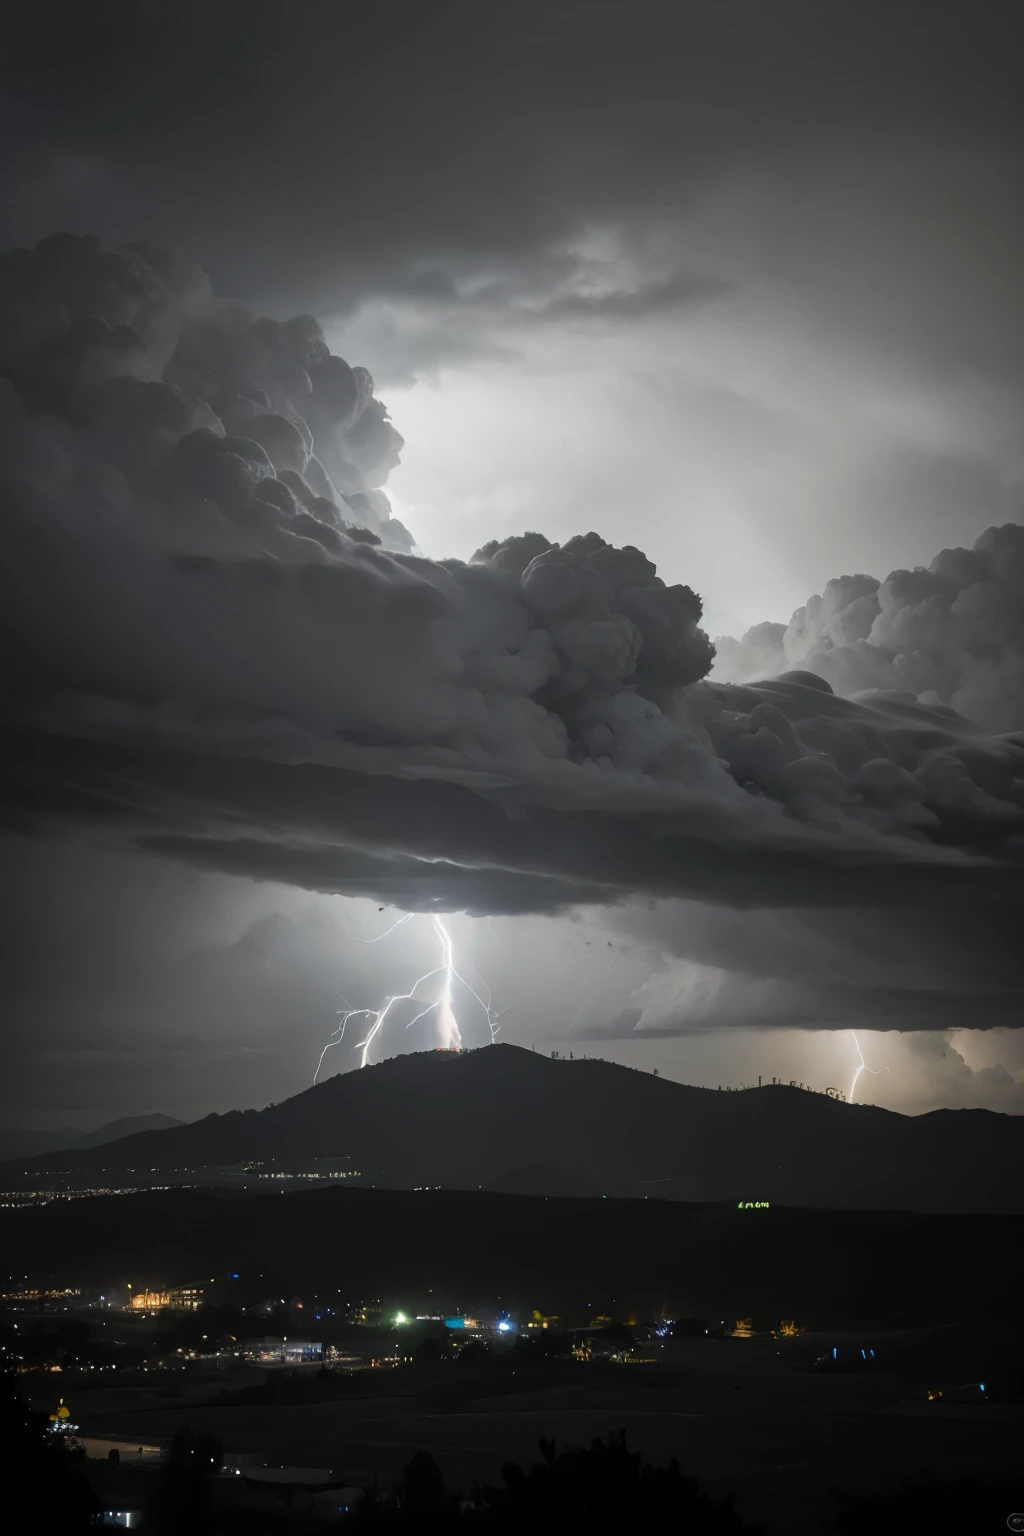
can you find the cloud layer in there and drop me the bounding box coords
[714,523,1024,733]
[1,235,1023,1030]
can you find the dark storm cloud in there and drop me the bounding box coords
[2,2,1020,317]
[2,0,1024,1047]
[532,270,731,324]
[1,232,1023,1002]
[581,883,1024,1038]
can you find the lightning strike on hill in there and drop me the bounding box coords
[313,914,506,1083]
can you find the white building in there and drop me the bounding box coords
[242,1337,322,1365]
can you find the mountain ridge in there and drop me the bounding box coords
[4,1045,1021,1213]
[0,1112,185,1163]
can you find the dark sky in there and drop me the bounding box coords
[1,1,1023,1128]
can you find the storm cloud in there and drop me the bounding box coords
[3,3,1024,1144]
[0,231,1022,997]
[714,523,1024,733]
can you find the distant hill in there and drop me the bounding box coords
[0,1113,184,1163]
[6,1185,1023,1328]
[3,1045,1022,1214]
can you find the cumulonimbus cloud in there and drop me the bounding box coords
[713,524,1024,733]
[1,236,1022,1019]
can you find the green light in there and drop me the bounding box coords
[393,1311,408,1326]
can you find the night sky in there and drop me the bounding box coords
[1,1,1022,1131]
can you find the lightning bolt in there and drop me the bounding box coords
[353,912,415,944]
[313,913,506,1082]
[848,1030,889,1104]
[485,917,511,961]
[849,1031,866,1104]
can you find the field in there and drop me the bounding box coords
[46,1331,1022,1532]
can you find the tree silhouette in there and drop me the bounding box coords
[353,1434,759,1531]
[476,1432,756,1533]
[402,1451,455,1516]
[146,1426,224,1535]
[0,1372,99,1532]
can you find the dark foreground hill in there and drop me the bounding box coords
[6,1185,1023,1326]
[5,1045,1023,1213]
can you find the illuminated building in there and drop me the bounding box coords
[349,1299,382,1326]
[243,1337,323,1364]
[0,1286,82,1311]
[126,1286,202,1312]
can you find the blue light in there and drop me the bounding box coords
[497,1321,511,1332]
[833,1348,837,1359]
[861,1349,866,1359]
[231,1274,239,1279]
[980,1383,985,1392]
[869,1348,875,1358]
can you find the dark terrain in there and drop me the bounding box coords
[29,1332,1024,1536]
[4,1045,1023,1214]
[7,1185,1023,1326]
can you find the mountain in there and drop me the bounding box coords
[0,1113,184,1163]
[3,1045,1023,1213]
[71,1113,185,1148]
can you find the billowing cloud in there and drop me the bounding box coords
[0,232,412,549]
[1,235,1023,1031]
[714,523,1024,732]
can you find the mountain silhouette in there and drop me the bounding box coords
[0,1112,184,1163]
[3,1045,1022,1214]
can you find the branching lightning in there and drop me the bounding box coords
[354,912,415,944]
[848,1029,889,1104]
[313,913,506,1083]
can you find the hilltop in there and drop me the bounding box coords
[4,1045,1022,1213]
